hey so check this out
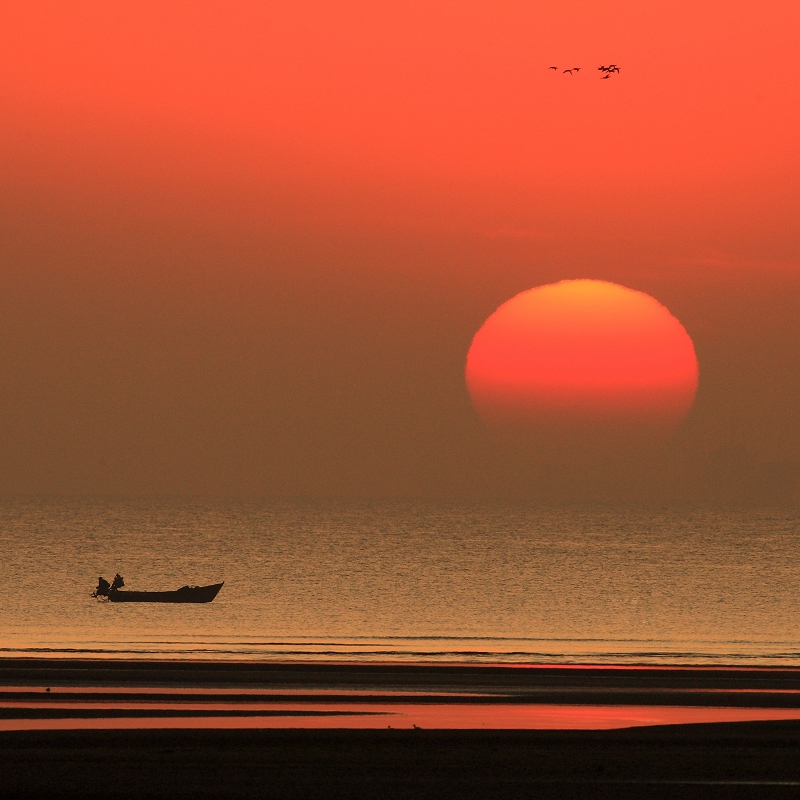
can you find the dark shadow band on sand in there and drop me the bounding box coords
[5,658,800,702]
[4,657,800,690]
[0,708,383,719]
[4,723,800,799]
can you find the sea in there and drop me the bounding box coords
[1,500,799,666]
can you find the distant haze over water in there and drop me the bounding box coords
[2,500,799,666]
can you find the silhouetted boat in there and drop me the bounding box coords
[108,583,224,603]
[93,575,223,603]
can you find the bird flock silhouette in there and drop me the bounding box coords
[549,64,620,79]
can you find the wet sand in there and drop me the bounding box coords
[4,658,800,797]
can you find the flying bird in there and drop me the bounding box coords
[573,67,581,72]
[549,66,558,70]
[598,65,608,72]
[563,69,573,74]
[601,74,611,79]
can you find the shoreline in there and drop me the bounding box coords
[4,657,800,731]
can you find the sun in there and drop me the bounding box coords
[465,280,698,436]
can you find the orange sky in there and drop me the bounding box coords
[1,1,799,500]
[3,2,799,235]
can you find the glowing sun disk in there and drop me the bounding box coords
[466,280,699,430]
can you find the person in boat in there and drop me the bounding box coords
[110,574,125,592]
[94,576,110,597]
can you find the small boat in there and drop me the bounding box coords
[93,575,223,603]
[108,583,224,603]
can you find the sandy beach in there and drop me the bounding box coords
[3,658,800,797]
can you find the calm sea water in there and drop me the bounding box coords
[1,500,799,666]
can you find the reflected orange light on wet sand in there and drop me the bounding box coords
[4,703,800,732]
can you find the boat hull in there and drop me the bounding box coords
[108,583,223,603]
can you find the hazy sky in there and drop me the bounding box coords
[1,1,799,500]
